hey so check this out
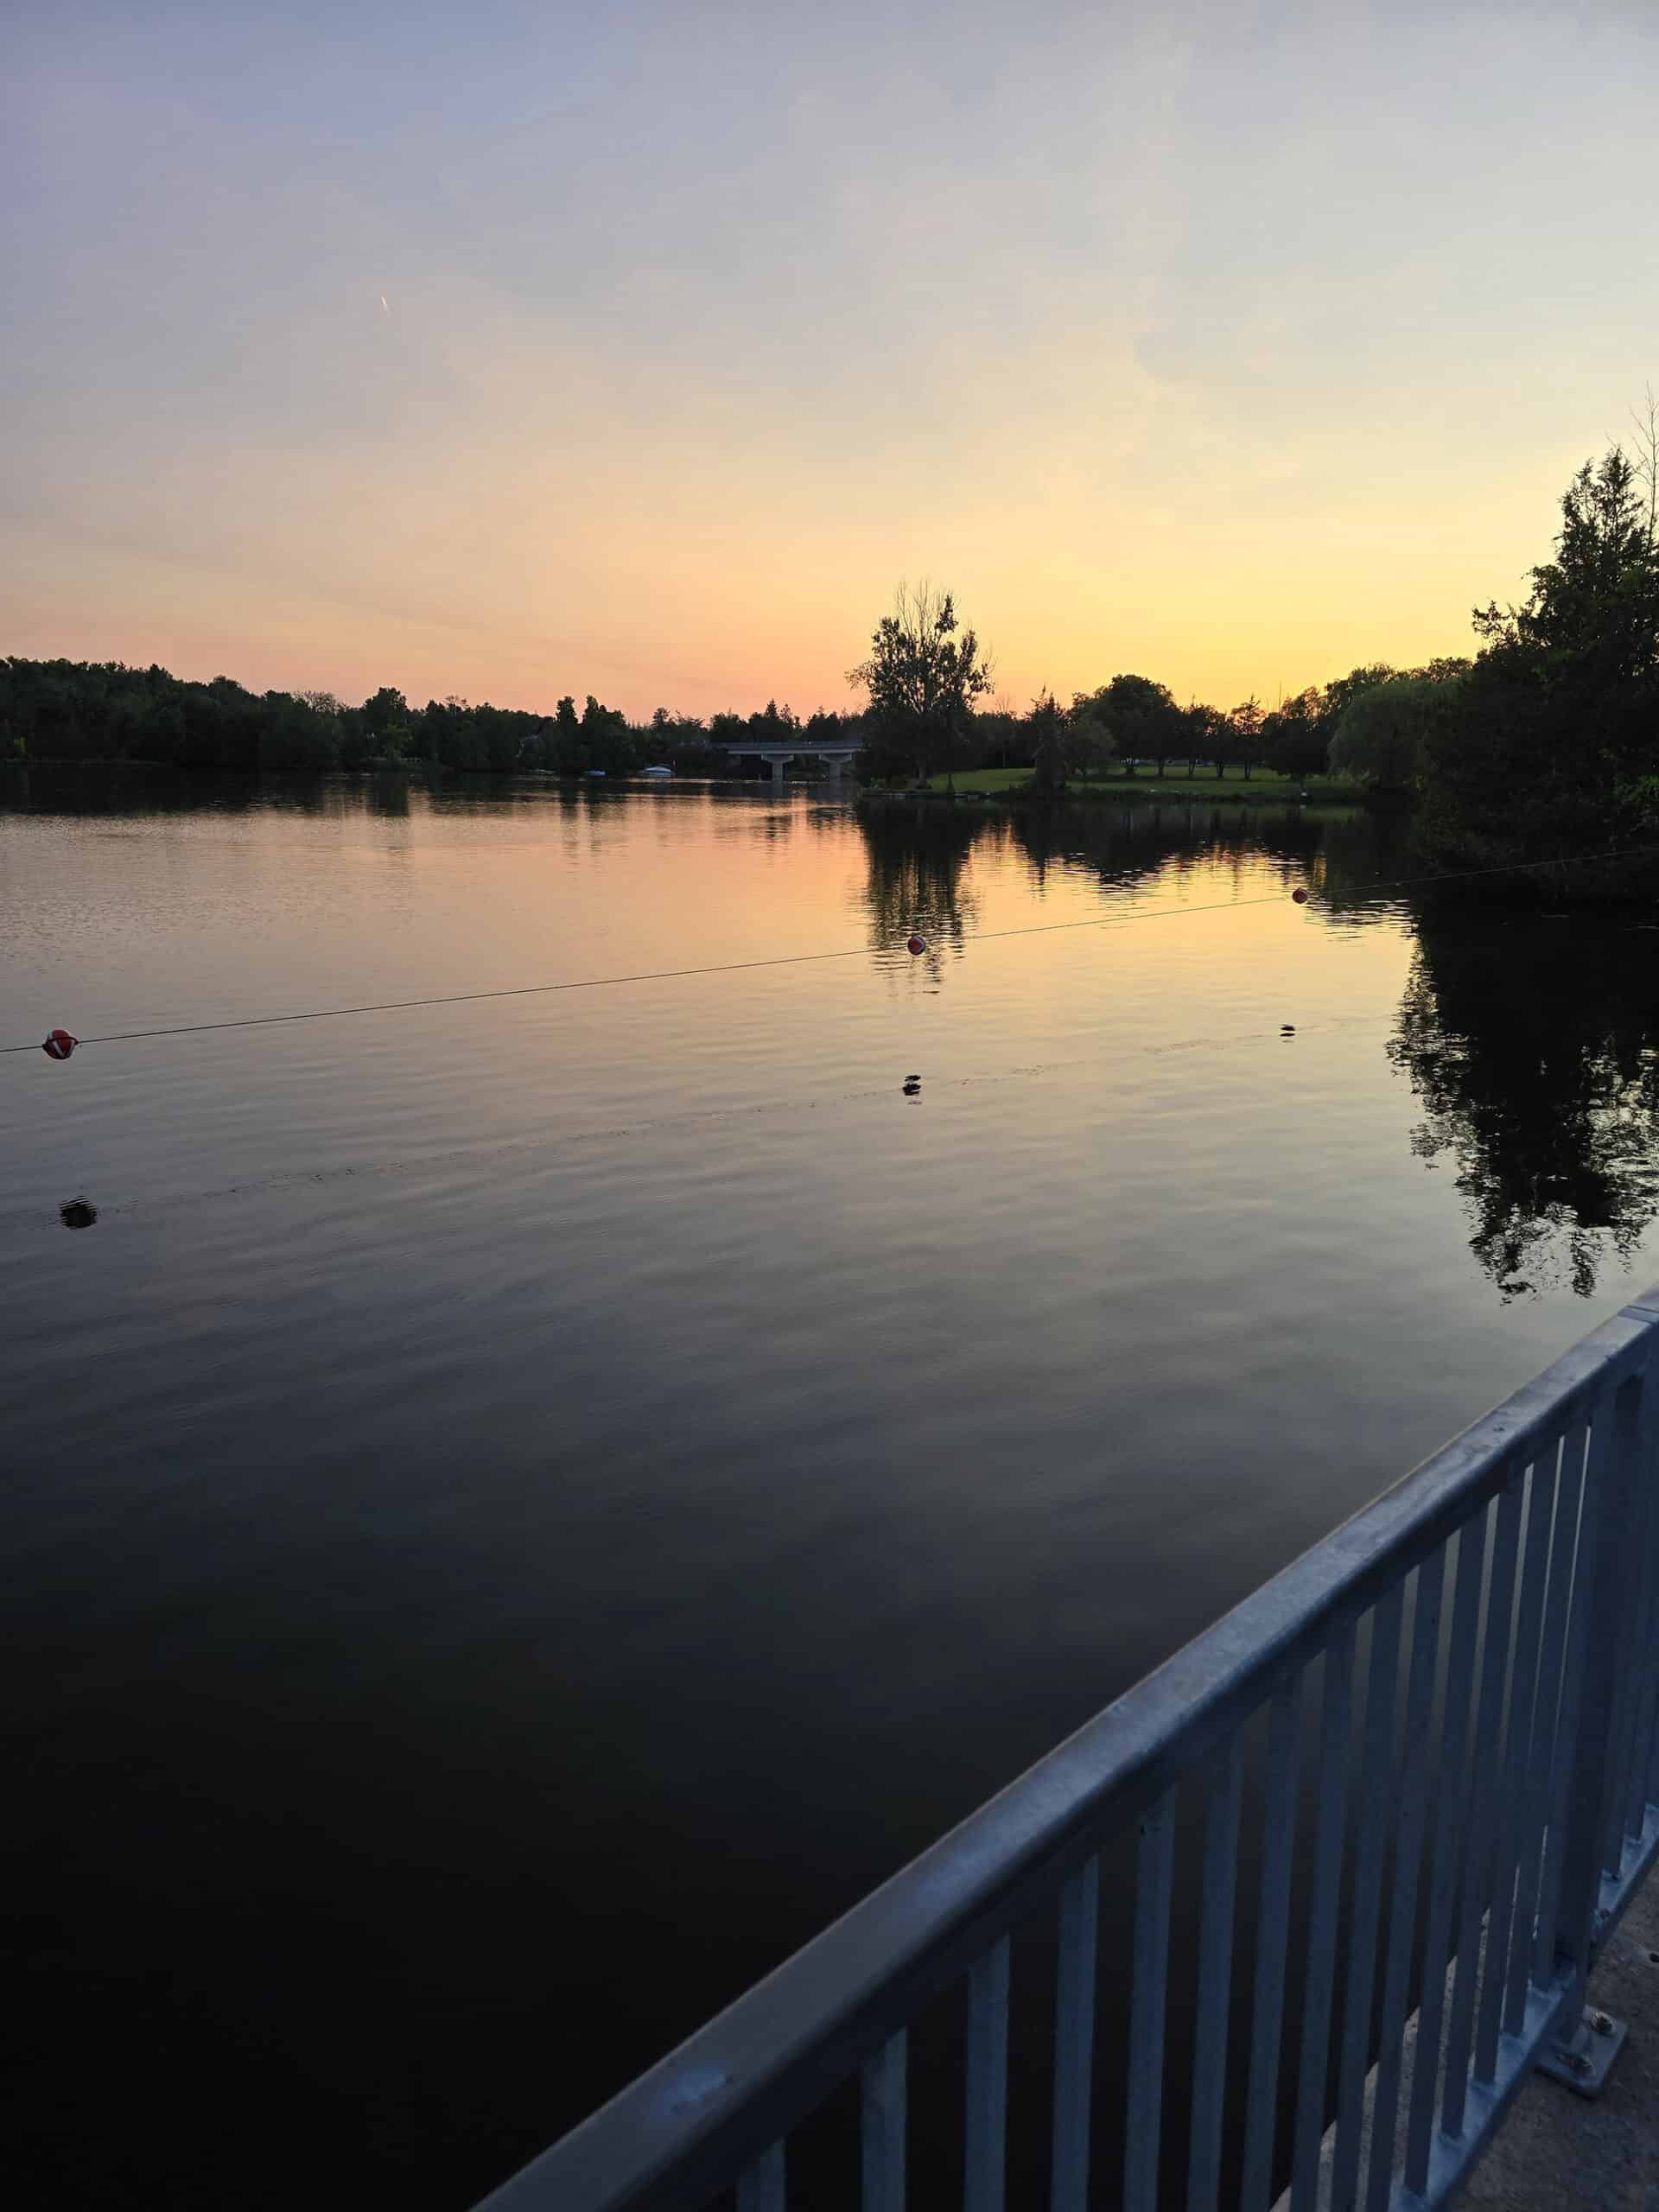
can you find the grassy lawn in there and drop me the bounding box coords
[923,766,1361,802]
[921,766,1033,792]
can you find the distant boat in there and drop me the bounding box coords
[584,768,607,779]
[641,765,674,779]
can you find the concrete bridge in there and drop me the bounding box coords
[718,736,861,788]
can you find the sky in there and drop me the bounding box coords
[3,0,1657,721]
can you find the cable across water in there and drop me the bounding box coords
[3,838,1652,1058]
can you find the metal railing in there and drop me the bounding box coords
[474,1288,1659,2212]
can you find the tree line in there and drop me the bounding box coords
[0,642,1429,792]
[846,580,1433,793]
[1306,413,1659,873]
[10,396,1657,862]
[0,662,871,779]
[851,398,1659,873]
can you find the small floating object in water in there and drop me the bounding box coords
[60,1198,98,1230]
[907,934,926,956]
[1281,1025,1295,1036]
[42,1027,79,1060]
[1291,888,1309,905]
[902,1076,922,1097]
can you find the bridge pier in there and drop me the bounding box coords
[718,744,859,786]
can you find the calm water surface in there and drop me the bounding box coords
[3,769,1658,2207]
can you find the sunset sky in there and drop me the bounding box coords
[5,0,1656,721]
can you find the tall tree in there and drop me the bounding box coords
[1421,440,1659,868]
[747,698,798,741]
[1329,676,1444,790]
[1473,447,1659,690]
[1262,688,1325,781]
[1230,694,1264,780]
[1075,673,1183,777]
[1065,697,1116,782]
[1182,702,1226,777]
[849,581,994,790]
[579,693,635,775]
[1027,690,1090,798]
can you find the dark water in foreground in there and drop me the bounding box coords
[3,769,1658,2208]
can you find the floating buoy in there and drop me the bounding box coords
[41,1027,79,1060]
[1291,888,1308,905]
[1281,1025,1295,1036]
[907,934,926,956]
[60,1198,98,1230]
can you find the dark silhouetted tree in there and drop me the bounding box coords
[849,581,993,790]
[1229,694,1264,780]
[1075,674,1183,777]
[1329,676,1446,790]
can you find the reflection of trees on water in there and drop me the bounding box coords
[852,798,1412,974]
[1006,799,1412,912]
[0,764,339,821]
[851,798,1659,1306]
[1296,805,1421,914]
[1011,800,1291,898]
[361,772,411,818]
[1389,900,1659,1300]
[855,804,989,965]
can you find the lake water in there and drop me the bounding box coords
[3,768,1658,2209]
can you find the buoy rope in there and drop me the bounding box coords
[3,838,1653,1057]
[4,1007,1400,1233]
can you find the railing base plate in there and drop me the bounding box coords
[1537,2007,1627,2098]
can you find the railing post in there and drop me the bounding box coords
[1541,1370,1647,2091]
[468,1309,1659,2212]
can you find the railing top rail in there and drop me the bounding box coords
[473,1288,1659,2212]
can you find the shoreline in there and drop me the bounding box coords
[861,778,1369,810]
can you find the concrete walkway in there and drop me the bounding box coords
[1466,1873,1659,2210]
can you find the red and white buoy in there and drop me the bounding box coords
[41,1027,79,1060]
[907,934,926,956]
